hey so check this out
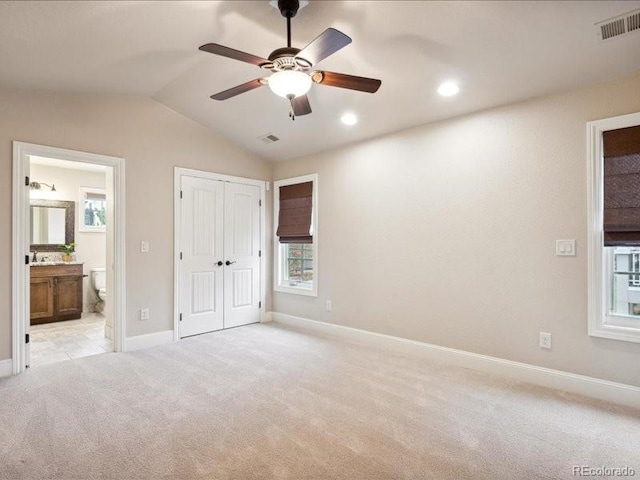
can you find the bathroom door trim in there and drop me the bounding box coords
[173,167,267,341]
[12,142,126,374]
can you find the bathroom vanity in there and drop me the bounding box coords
[30,263,84,324]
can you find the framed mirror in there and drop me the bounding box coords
[30,199,75,252]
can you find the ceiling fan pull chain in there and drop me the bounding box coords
[287,94,296,121]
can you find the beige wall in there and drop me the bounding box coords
[0,89,272,360]
[30,163,107,310]
[273,73,640,387]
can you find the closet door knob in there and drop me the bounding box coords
[215,261,223,267]
[225,260,236,266]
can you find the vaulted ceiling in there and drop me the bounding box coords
[1,1,639,161]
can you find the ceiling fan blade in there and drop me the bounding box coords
[292,95,312,116]
[199,43,270,67]
[210,78,266,101]
[296,28,352,66]
[313,71,381,93]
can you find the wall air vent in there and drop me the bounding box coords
[596,8,640,40]
[258,134,280,144]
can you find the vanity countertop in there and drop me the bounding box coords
[30,261,84,266]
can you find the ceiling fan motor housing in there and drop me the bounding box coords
[266,47,312,71]
[268,47,300,62]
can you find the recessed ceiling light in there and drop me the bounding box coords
[437,81,460,97]
[341,112,358,126]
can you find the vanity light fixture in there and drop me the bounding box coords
[30,181,57,199]
[30,181,56,192]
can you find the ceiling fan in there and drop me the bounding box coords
[199,0,382,120]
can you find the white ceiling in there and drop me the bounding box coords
[1,1,640,161]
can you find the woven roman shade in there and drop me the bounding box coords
[604,125,640,246]
[277,181,313,244]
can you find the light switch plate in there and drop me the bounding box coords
[141,241,149,253]
[556,239,576,256]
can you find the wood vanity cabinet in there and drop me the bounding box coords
[30,263,83,324]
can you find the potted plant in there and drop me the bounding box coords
[60,242,76,262]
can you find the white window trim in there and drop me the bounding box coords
[273,174,318,297]
[587,111,640,343]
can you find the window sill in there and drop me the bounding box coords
[589,323,640,344]
[274,284,317,297]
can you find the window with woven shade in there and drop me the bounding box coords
[273,174,318,296]
[588,113,640,343]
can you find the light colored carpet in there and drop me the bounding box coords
[0,322,639,480]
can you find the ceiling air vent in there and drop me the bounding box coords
[596,8,640,40]
[258,134,280,144]
[628,11,640,33]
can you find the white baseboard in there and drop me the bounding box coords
[271,312,640,410]
[0,358,13,379]
[261,311,273,323]
[124,330,174,352]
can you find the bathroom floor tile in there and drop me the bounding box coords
[30,341,56,352]
[29,313,112,367]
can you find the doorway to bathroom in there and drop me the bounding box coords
[12,142,125,374]
[29,157,111,365]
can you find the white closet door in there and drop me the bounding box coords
[223,182,261,328]
[180,176,224,337]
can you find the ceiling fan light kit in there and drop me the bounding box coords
[199,0,381,120]
[268,70,312,98]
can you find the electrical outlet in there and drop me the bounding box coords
[140,308,150,321]
[326,300,332,312]
[539,332,552,349]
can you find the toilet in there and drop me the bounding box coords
[90,267,106,313]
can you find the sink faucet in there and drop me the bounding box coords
[32,251,38,263]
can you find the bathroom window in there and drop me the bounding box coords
[79,187,106,233]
